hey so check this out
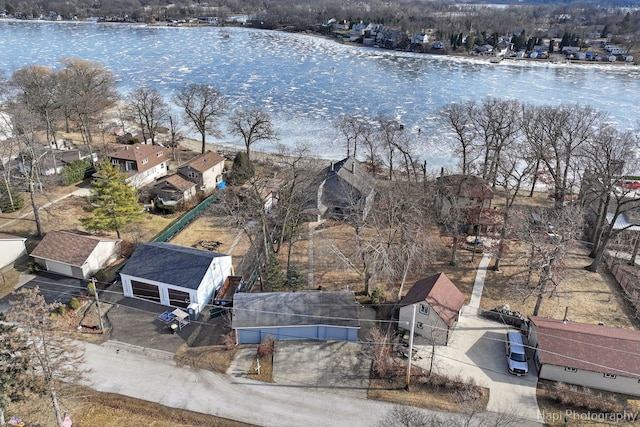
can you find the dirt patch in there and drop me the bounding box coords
[174,344,239,373]
[169,214,252,276]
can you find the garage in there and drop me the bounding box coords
[167,288,190,308]
[131,280,161,304]
[45,261,74,278]
[233,291,361,344]
[119,242,232,315]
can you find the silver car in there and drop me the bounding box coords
[505,331,528,376]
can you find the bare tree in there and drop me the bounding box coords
[11,65,61,173]
[335,114,373,158]
[470,98,522,186]
[58,57,118,151]
[228,106,278,161]
[127,85,168,145]
[513,205,582,316]
[174,83,227,154]
[376,115,405,181]
[5,99,47,236]
[440,102,478,175]
[491,139,536,271]
[8,286,86,427]
[580,126,639,272]
[537,104,604,210]
[160,115,179,163]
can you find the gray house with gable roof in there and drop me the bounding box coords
[119,242,232,316]
[303,156,375,222]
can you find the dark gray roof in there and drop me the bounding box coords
[120,242,229,290]
[232,291,360,329]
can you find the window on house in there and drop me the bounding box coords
[189,171,198,179]
[416,322,424,329]
[125,161,134,171]
[564,367,577,372]
[111,159,118,165]
[604,373,616,379]
[157,151,163,157]
[141,158,148,165]
[419,304,430,315]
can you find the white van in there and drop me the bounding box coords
[505,331,528,376]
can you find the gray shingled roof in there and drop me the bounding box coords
[120,242,229,290]
[232,291,360,329]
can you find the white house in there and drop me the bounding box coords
[398,273,465,345]
[30,230,121,279]
[528,316,640,396]
[0,233,27,271]
[119,242,232,316]
[108,144,167,188]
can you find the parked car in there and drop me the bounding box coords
[505,331,528,376]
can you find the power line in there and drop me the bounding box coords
[10,275,640,382]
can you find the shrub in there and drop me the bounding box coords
[68,297,80,310]
[86,281,96,297]
[61,158,92,185]
[371,287,386,306]
[93,269,108,283]
[257,335,275,359]
[57,305,67,316]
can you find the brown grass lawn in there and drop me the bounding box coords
[368,377,489,414]
[480,242,639,329]
[6,384,254,427]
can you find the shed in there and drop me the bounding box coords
[232,291,360,344]
[528,316,640,396]
[30,230,121,279]
[0,233,28,271]
[398,273,465,345]
[119,242,232,316]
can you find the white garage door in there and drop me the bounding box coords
[46,261,73,277]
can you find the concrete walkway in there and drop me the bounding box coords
[469,254,491,310]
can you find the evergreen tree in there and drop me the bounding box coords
[80,160,144,238]
[0,183,24,213]
[227,151,255,185]
[286,263,306,291]
[263,252,286,291]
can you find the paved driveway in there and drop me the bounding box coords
[414,312,542,424]
[272,340,372,399]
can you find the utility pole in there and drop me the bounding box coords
[405,303,416,390]
[91,278,104,333]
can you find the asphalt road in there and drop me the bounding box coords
[83,340,465,427]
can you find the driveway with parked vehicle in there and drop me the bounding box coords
[414,311,542,423]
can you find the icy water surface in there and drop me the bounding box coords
[1,20,638,169]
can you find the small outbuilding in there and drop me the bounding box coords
[0,233,28,271]
[30,230,121,279]
[528,316,640,396]
[232,291,360,344]
[398,273,465,345]
[119,242,232,316]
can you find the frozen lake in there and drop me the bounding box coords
[1,20,638,170]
